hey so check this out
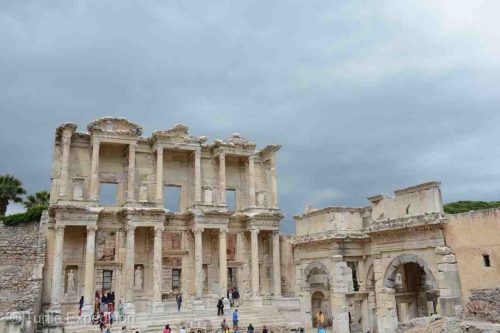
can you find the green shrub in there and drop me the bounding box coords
[1,204,47,226]
[443,200,500,214]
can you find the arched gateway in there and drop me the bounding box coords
[304,261,333,328]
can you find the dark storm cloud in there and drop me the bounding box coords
[1,1,499,232]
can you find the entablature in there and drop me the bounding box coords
[368,212,446,237]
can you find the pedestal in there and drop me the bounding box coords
[152,302,165,313]
[42,309,64,333]
[247,296,263,307]
[81,304,94,318]
[123,302,136,315]
[192,299,206,312]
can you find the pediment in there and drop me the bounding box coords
[87,117,143,137]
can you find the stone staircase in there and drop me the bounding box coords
[64,305,298,333]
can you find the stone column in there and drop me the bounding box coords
[358,259,366,291]
[247,155,256,207]
[58,125,75,199]
[50,224,65,309]
[127,142,136,202]
[152,225,164,313]
[82,225,96,317]
[194,227,204,299]
[156,146,164,204]
[272,231,281,297]
[89,139,100,201]
[361,298,370,333]
[124,225,136,314]
[270,156,278,208]
[250,229,260,296]
[435,246,462,317]
[194,147,202,203]
[219,228,228,297]
[331,255,350,333]
[218,152,226,205]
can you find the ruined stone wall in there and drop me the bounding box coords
[444,209,500,302]
[0,213,47,322]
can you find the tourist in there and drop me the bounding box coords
[95,291,101,313]
[232,289,240,307]
[176,293,182,312]
[121,326,127,332]
[217,298,224,316]
[118,300,125,321]
[101,293,108,312]
[232,308,238,328]
[228,289,233,307]
[315,311,324,330]
[105,326,112,333]
[233,325,240,333]
[179,325,186,333]
[163,324,171,333]
[247,323,254,333]
[98,312,106,332]
[79,296,84,316]
[223,325,230,333]
[262,325,268,333]
[220,318,227,330]
[318,327,326,333]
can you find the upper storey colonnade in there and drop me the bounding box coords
[52,117,280,212]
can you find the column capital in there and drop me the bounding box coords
[193,226,204,234]
[272,230,280,238]
[86,225,97,232]
[250,228,260,236]
[219,227,228,236]
[154,225,164,236]
[125,225,136,233]
[54,224,66,232]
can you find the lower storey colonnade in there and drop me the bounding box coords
[46,223,283,316]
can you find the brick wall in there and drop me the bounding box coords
[0,212,47,323]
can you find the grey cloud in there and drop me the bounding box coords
[1,1,499,233]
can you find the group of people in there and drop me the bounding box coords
[217,288,241,316]
[77,290,125,332]
[217,309,268,333]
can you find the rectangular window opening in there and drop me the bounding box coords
[483,254,491,267]
[226,189,236,211]
[172,269,181,289]
[164,185,181,212]
[99,183,117,206]
[103,270,113,291]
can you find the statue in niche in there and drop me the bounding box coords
[257,191,267,207]
[67,269,75,293]
[135,266,143,289]
[203,187,213,205]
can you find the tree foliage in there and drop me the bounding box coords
[0,174,27,216]
[24,190,50,209]
[0,204,47,226]
[443,200,500,214]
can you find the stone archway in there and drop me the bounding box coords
[383,254,439,323]
[302,261,332,328]
[384,254,437,290]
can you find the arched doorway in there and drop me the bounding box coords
[384,255,439,323]
[311,291,331,328]
[304,261,333,328]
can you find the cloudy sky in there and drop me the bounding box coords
[1,1,499,232]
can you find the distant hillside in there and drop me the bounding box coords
[443,200,500,214]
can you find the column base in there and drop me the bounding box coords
[81,304,94,318]
[192,299,206,311]
[247,295,263,307]
[152,302,164,313]
[42,309,64,333]
[123,302,136,315]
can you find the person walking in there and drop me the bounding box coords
[232,289,240,307]
[217,298,224,316]
[163,324,171,333]
[176,293,182,312]
[247,323,254,333]
[232,308,238,328]
[179,325,186,333]
[79,296,84,316]
[262,325,268,333]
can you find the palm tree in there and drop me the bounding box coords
[24,190,50,209]
[0,175,27,216]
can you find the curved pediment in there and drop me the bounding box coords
[87,117,143,137]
